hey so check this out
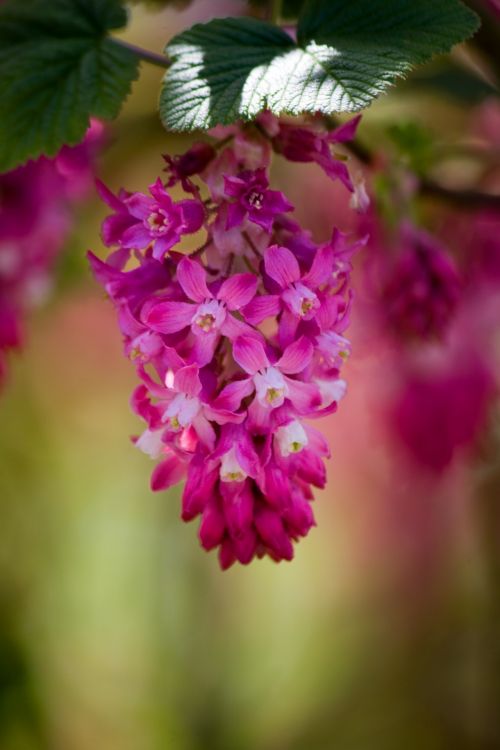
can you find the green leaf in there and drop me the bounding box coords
[160,1,480,132]
[0,0,139,172]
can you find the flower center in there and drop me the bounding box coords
[301,298,314,315]
[220,446,247,483]
[275,420,308,457]
[195,313,216,332]
[247,189,264,209]
[147,210,169,235]
[266,386,285,404]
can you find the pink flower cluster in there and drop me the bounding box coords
[90,115,363,568]
[0,120,104,384]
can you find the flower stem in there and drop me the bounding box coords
[111,37,171,69]
[270,0,283,24]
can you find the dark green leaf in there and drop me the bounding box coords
[0,0,139,171]
[160,1,480,131]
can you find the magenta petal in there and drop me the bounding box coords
[264,245,300,288]
[126,193,154,220]
[277,309,299,349]
[233,336,270,375]
[242,294,281,325]
[255,508,294,561]
[143,300,194,333]
[179,199,205,233]
[223,175,245,198]
[302,243,335,288]
[218,273,258,310]
[223,485,253,538]
[121,223,152,249]
[177,256,211,302]
[226,201,246,230]
[263,189,294,214]
[329,114,362,143]
[210,378,254,413]
[189,332,218,367]
[220,314,256,340]
[199,498,226,550]
[277,336,313,374]
[284,377,321,413]
[173,363,202,397]
[95,179,126,212]
[150,454,186,491]
[192,412,216,449]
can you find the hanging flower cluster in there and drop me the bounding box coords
[89,115,365,568]
[0,120,104,384]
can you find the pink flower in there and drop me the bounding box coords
[223,168,293,232]
[232,335,321,430]
[273,115,362,192]
[90,117,360,568]
[143,256,258,365]
[243,242,336,344]
[98,178,204,260]
[163,141,216,193]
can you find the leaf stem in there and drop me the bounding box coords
[112,37,170,69]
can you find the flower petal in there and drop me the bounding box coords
[150,453,186,491]
[284,377,321,413]
[233,336,270,375]
[218,273,258,310]
[302,243,335,288]
[209,378,254,414]
[277,336,313,374]
[264,245,300,288]
[179,199,205,233]
[121,224,152,250]
[125,192,154,220]
[177,256,211,302]
[226,201,246,230]
[242,294,281,325]
[328,114,362,144]
[173,364,202,397]
[143,300,194,333]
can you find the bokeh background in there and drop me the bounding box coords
[1,2,500,748]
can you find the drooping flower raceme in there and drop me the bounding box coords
[89,115,362,568]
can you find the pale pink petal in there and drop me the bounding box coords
[143,300,194,333]
[218,273,258,310]
[150,454,186,491]
[302,243,335,288]
[173,364,202,397]
[189,331,218,367]
[177,256,211,302]
[233,336,269,374]
[284,377,321,413]
[277,336,313,373]
[209,378,254,413]
[220,314,256,340]
[242,294,281,325]
[264,245,300,288]
[192,412,216,450]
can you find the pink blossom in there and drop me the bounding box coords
[98,178,204,260]
[90,117,360,567]
[273,115,362,192]
[223,168,293,232]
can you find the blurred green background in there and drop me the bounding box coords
[1,2,500,749]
